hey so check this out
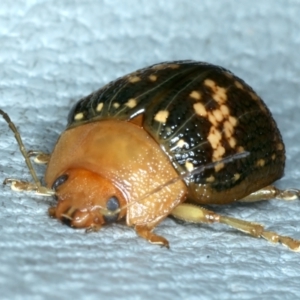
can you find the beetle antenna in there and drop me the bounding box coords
[101,151,250,216]
[0,109,43,189]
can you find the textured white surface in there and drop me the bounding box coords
[1,1,300,299]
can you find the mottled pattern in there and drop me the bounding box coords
[67,61,285,201]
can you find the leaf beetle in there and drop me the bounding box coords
[1,60,300,251]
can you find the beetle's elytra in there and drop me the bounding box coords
[1,60,300,251]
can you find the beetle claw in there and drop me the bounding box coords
[85,224,102,233]
[27,150,50,164]
[278,188,300,201]
[4,178,35,191]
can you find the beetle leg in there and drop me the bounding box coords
[48,206,56,217]
[0,109,50,192]
[27,150,50,165]
[240,185,300,202]
[171,203,300,252]
[3,178,54,196]
[85,224,102,233]
[135,225,170,248]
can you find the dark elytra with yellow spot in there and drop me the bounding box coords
[4,60,300,251]
[68,61,284,204]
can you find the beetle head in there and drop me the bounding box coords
[49,168,126,230]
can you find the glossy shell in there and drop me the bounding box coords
[66,61,285,205]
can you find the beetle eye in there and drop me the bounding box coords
[52,174,69,190]
[103,196,119,223]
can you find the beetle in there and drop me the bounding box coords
[1,60,300,251]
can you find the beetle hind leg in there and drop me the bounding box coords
[171,203,300,252]
[240,185,300,202]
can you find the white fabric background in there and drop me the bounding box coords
[1,1,300,299]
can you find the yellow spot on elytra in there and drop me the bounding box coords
[204,79,227,104]
[235,81,244,89]
[212,109,224,122]
[125,98,137,108]
[228,137,236,148]
[214,145,225,158]
[96,103,104,112]
[272,154,276,160]
[224,120,234,138]
[74,112,84,120]
[233,173,241,181]
[152,63,180,70]
[113,103,120,108]
[154,110,169,123]
[228,116,238,127]
[237,146,245,153]
[207,127,222,149]
[185,161,194,172]
[128,76,141,83]
[148,74,157,82]
[249,91,259,101]
[259,104,268,114]
[208,112,218,126]
[224,72,233,79]
[190,90,201,100]
[277,143,284,151]
[214,162,225,172]
[193,103,207,117]
[220,105,229,117]
[168,64,180,69]
[206,175,215,183]
[152,64,165,70]
[204,79,216,89]
[176,139,187,148]
[212,91,227,104]
[256,159,265,167]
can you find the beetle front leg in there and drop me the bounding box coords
[4,178,54,196]
[171,203,300,252]
[0,109,53,196]
[135,224,170,248]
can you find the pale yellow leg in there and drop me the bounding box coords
[240,185,300,202]
[135,225,170,248]
[0,109,53,196]
[171,203,300,252]
[3,149,51,195]
[3,178,54,196]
